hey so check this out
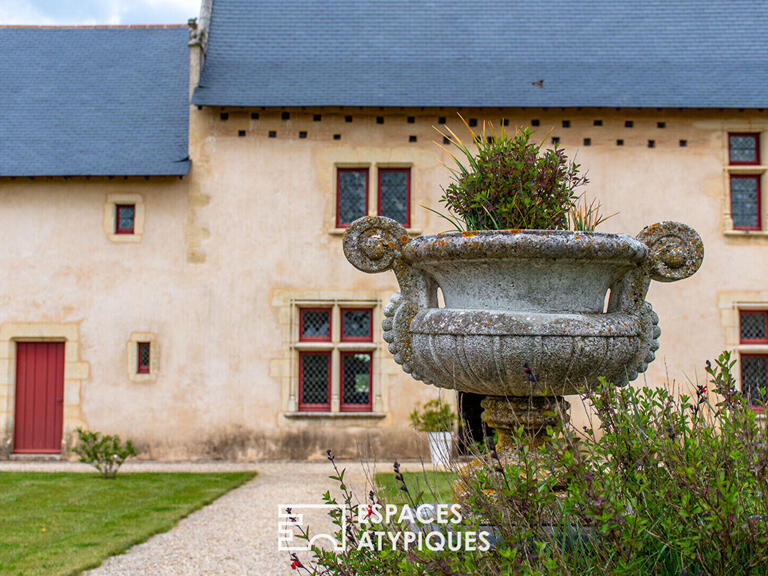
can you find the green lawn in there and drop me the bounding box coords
[375,471,455,505]
[0,471,256,576]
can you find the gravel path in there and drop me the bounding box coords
[38,460,425,576]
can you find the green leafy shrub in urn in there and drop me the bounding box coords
[343,117,703,449]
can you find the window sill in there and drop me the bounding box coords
[724,230,768,238]
[107,233,142,243]
[283,411,386,419]
[329,227,422,237]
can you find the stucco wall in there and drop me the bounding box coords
[0,107,766,459]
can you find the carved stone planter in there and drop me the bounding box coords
[343,217,703,449]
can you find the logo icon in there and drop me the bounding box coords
[278,505,348,552]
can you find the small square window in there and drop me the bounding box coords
[336,168,368,227]
[625,120,634,128]
[137,342,150,374]
[299,352,331,411]
[115,204,135,234]
[593,119,603,126]
[562,120,570,128]
[730,175,761,230]
[740,311,768,343]
[729,133,760,165]
[531,119,540,127]
[583,138,591,146]
[342,309,373,341]
[378,168,410,227]
[340,351,372,411]
[300,308,331,341]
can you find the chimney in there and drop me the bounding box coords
[188,0,213,99]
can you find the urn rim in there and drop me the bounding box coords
[403,228,648,264]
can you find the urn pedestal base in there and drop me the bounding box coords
[480,395,571,451]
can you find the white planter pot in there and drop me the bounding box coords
[427,431,453,467]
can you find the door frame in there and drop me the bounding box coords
[0,323,89,458]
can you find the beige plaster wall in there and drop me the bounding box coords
[0,107,765,459]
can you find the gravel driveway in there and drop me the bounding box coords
[70,460,414,576]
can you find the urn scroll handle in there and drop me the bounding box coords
[607,221,704,314]
[343,217,437,378]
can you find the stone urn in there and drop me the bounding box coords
[343,217,704,449]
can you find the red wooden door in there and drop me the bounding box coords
[14,342,65,453]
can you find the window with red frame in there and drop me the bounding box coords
[729,133,760,165]
[137,342,150,374]
[340,308,372,411]
[297,306,374,412]
[340,352,372,411]
[298,351,331,411]
[299,308,331,341]
[730,175,761,230]
[341,308,373,341]
[336,168,368,227]
[378,168,410,227]
[739,310,768,411]
[115,204,136,234]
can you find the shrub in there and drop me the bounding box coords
[409,399,457,433]
[289,352,768,575]
[434,117,588,231]
[72,428,137,479]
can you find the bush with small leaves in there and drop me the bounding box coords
[433,116,589,231]
[72,428,137,479]
[409,399,457,433]
[291,352,768,575]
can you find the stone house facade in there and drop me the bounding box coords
[0,1,766,460]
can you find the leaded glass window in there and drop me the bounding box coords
[115,204,135,234]
[740,311,768,342]
[342,309,372,341]
[730,176,760,229]
[337,168,368,227]
[741,355,767,407]
[300,309,331,340]
[729,133,760,165]
[137,342,150,374]
[379,168,410,226]
[341,352,371,411]
[300,352,331,409]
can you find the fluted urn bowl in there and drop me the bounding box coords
[343,217,703,444]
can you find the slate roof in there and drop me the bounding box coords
[0,26,190,176]
[192,0,768,109]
